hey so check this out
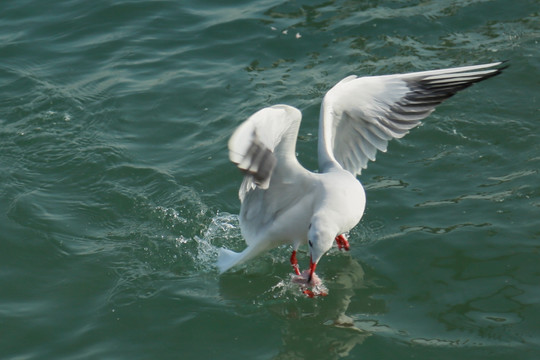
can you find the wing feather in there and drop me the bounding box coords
[228,104,303,201]
[318,61,507,174]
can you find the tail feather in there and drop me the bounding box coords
[217,248,244,274]
[217,243,269,274]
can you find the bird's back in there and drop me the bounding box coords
[240,163,315,247]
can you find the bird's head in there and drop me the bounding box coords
[307,218,337,284]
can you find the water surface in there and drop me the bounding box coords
[1,0,539,359]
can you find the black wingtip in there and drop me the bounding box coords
[489,60,509,75]
[400,61,508,107]
[497,60,510,73]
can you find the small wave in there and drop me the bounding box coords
[350,314,527,349]
[415,190,514,207]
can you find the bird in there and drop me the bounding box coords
[217,61,506,293]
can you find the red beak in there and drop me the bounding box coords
[307,257,317,284]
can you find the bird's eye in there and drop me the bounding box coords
[308,240,313,247]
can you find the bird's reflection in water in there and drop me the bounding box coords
[219,253,386,359]
[270,255,381,359]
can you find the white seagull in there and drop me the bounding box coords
[217,61,505,290]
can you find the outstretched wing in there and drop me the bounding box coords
[228,104,304,201]
[318,61,506,175]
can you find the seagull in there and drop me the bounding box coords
[217,61,505,291]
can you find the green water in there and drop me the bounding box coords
[1,0,539,359]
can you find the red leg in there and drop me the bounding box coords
[335,234,350,251]
[290,250,301,275]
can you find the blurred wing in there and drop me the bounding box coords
[318,61,506,175]
[228,104,304,201]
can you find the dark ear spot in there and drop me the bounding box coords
[308,240,313,247]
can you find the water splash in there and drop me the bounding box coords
[203,211,241,247]
[165,211,241,274]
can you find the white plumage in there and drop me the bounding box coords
[218,61,505,287]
